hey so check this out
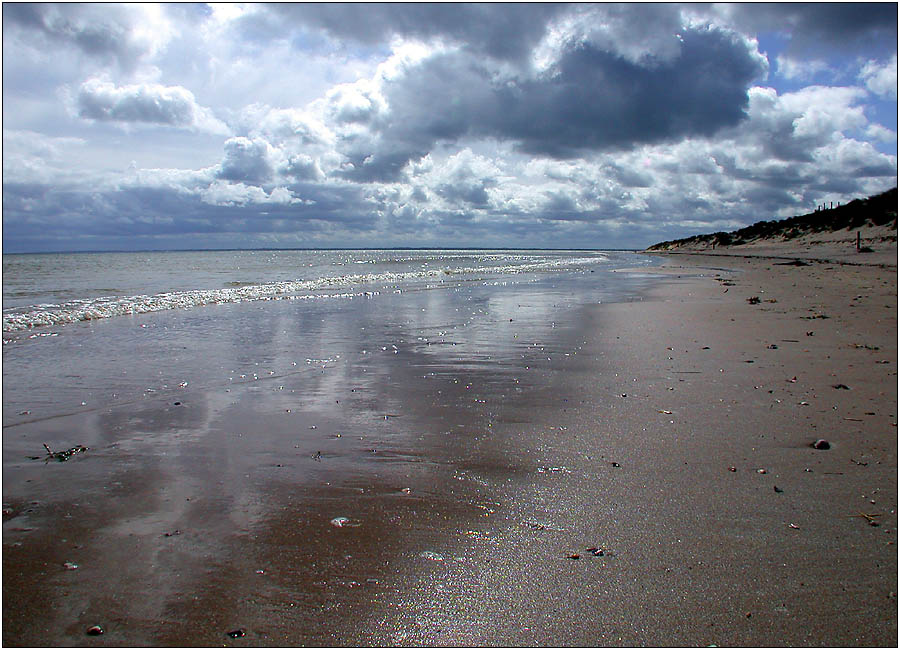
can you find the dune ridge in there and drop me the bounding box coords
[648,187,897,256]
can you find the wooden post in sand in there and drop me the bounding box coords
[857,231,861,252]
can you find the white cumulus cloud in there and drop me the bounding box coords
[200,180,305,206]
[76,78,229,134]
[859,54,898,99]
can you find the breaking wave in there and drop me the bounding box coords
[3,256,601,332]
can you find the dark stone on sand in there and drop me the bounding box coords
[86,625,103,636]
[812,439,831,450]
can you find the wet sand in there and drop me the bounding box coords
[3,245,897,646]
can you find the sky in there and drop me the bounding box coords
[2,2,897,253]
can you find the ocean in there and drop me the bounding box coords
[3,249,659,332]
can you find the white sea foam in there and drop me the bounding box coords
[3,255,600,332]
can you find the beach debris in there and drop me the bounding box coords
[586,547,605,557]
[849,512,882,526]
[806,331,814,336]
[831,384,850,390]
[610,462,621,468]
[657,409,673,415]
[756,468,767,474]
[728,466,737,472]
[226,629,246,638]
[419,551,444,561]
[789,523,800,529]
[850,458,868,466]
[787,376,797,383]
[747,296,761,304]
[312,451,322,462]
[330,516,359,528]
[767,344,778,349]
[774,486,784,493]
[31,444,88,463]
[522,520,563,532]
[811,439,831,450]
[163,530,182,537]
[567,553,581,560]
[86,625,104,636]
[63,561,79,570]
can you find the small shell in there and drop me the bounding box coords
[330,516,359,528]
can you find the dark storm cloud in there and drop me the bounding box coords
[336,148,428,183]
[347,25,765,180]
[725,3,897,55]
[434,178,492,207]
[503,29,764,157]
[266,2,568,62]
[2,3,146,68]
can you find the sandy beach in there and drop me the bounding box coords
[3,243,896,647]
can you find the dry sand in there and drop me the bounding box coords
[3,242,897,646]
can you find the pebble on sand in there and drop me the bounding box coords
[811,439,831,450]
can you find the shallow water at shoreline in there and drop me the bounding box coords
[2,249,640,333]
[2,250,659,425]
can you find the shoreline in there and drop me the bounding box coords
[3,245,897,646]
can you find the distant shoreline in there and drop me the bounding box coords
[1,246,644,256]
